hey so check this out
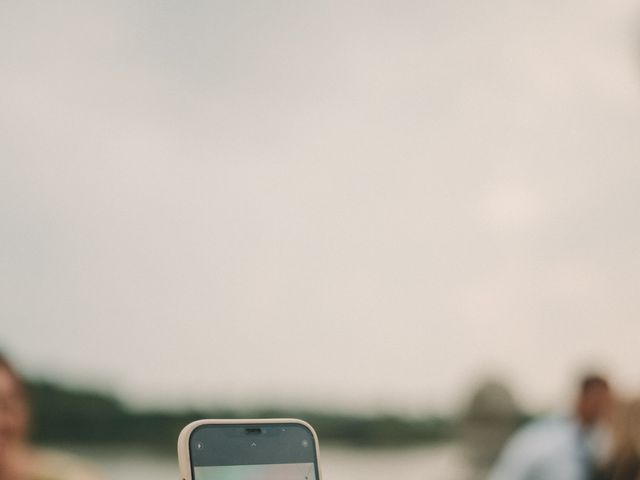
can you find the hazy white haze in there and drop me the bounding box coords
[1,0,640,413]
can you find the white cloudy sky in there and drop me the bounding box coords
[1,0,639,413]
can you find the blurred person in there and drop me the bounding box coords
[0,352,100,480]
[488,374,613,480]
[593,398,640,480]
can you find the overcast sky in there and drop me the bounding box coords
[2,0,640,414]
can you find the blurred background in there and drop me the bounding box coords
[1,1,640,479]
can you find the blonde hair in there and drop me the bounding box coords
[609,398,640,480]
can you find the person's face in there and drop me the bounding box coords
[578,385,613,426]
[0,367,28,460]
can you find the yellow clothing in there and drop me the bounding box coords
[28,449,102,480]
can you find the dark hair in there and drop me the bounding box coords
[580,374,609,394]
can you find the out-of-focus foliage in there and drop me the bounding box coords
[459,380,531,479]
[26,380,454,449]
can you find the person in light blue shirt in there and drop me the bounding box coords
[489,375,613,480]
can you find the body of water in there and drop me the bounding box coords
[67,444,473,480]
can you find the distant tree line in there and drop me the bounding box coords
[26,380,455,450]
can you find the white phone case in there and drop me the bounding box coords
[177,418,322,480]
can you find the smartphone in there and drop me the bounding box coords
[178,419,322,480]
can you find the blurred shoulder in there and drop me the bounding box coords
[518,415,574,436]
[506,416,576,451]
[28,448,103,480]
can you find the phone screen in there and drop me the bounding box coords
[189,423,319,480]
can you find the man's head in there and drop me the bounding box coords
[575,374,612,426]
